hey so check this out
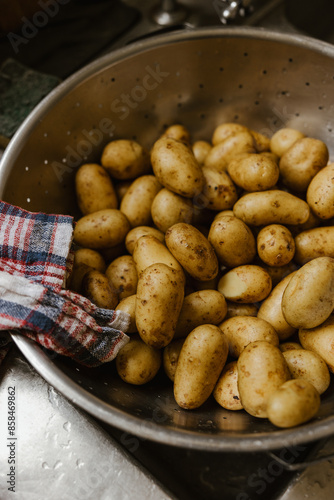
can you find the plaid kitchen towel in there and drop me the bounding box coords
[0,201,130,367]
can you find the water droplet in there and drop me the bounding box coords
[44,160,48,165]
[53,461,62,469]
[76,459,84,468]
[26,197,31,203]
[42,462,51,469]
[43,132,48,138]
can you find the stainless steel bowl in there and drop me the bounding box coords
[2,27,334,452]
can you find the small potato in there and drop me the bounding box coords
[174,289,227,339]
[151,137,204,198]
[105,255,138,300]
[151,188,193,233]
[213,210,235,220]
[283,349,330,394]
[250,130,270,153]
[208,215,256,268]
[267,379,320,428]
[125,226,165,255]
[227,153,279,192]
[225,302,258,319]
[257,224,295,267]
[192,140,211,165]
[116,338,161,385]
[73,248,106,273]
[213,361,243,410]
[233,190,310,226]
[279,137,329,192]
[269,128,305,157]
[165,223,218,281]
[116,295,137,333]
[219,316,279,358]
[69,263,94,293]
[204,130,255,171]
[306,163,334,220]
[101,139,150,180]
[136,263,185,348]
[201,167,238,210]
[133,235,183,276]
[81,270,118,309]
[120,175,162,227]
[237,341,291,418]
[163,338,185,381]
[212,123,249,146]
[294,226,334,265]
[282,257,334,329]
[279,342,303,352]
[174,324,229,409]
[73,209,131,249]
[257,272,297,341]
[161,124,190,143]
[299,315,334,372]
[218,265,272,303]
[75,163,118,215]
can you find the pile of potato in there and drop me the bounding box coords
[70,122,334,429]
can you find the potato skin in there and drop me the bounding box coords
[120,175,162,227]
[283,349,330,394]
[165,223,218,281]
[135,263,185,348]
[201,167,238,211]
[213,361,243,410]
[161,124,190,143]
[267,379,320,428]
[116,339,161,385]
[212,123,249,146]
[218,265,272,303]
[257,272,297,341]
[237,341,291,418]
[125,226,165,255]
[299,315,334,373]
[269,128,305,157]
[257,224,295,267]
[116,295,137,333]
[205,130,255,171]
[151,137,204,198]
[73,209,131,249]
[219,316,279,358]
[73,248,106,273]
[81,270,118,309]
[282,257,334,329]
[225,302,258,319]
[174,324,229,409]
[105,255,138,300]
[101,139,150,180]
[192,140,211,165]
[233,190,310,226]
[279,137,329,192]
[208,215,256,268]
[294,227,334,265]
[151,188,193,233]
[163,338,185,381]
[75,163,118,215]
[307,163,334,219]
[133,235,183,276]
[174,289,227,339]
[227,153,279,192]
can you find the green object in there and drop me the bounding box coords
[0,59,60,147]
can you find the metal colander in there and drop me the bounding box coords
[1,27,334,452]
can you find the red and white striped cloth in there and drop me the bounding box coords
[0,201,129,367]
